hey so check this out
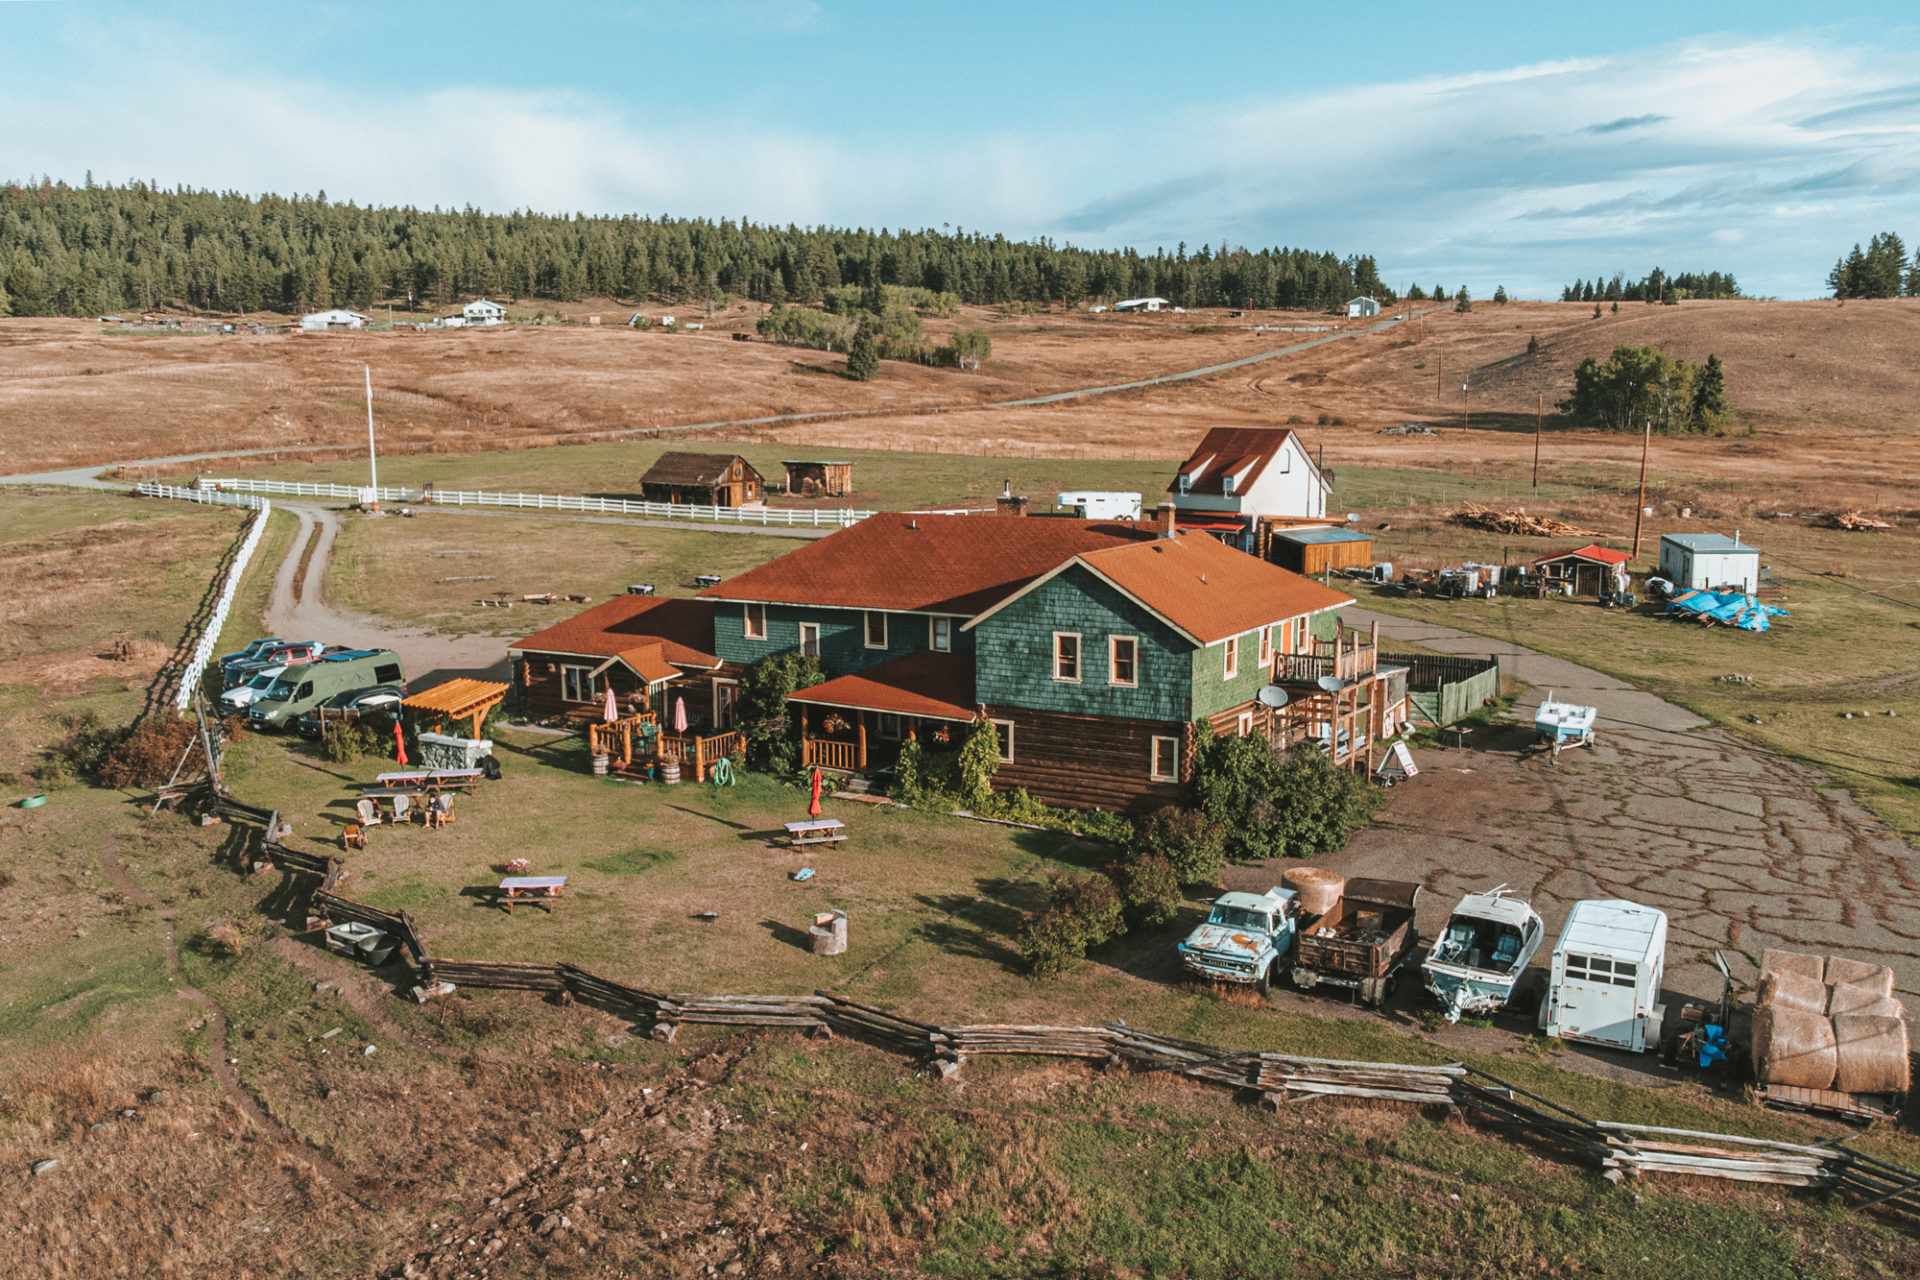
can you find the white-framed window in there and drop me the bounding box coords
[865,611,887,649]
[1237,710,1255,738]
[1109,635,1138,687]
[1224,635,1239,680]
[560,664,598,703]
[712,678,740,729]
[877,712,903,739]
[1259,626,1273,667]
[799,622,821,659]
[743,603,766,640]
[1053,632,1081,682]
[929,616,952,652]
[992,719,1016,764]
[1150,735,1179,782]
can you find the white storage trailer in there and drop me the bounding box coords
[1658,532,1760,594]
[1543,899,1668,1053]
[1056,491,1143,521]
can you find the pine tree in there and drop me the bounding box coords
[1526,334,1540,356]
[1908,246,1920,298]
[1863,232,1907,298]
[1453,286,1471,313]
[845,320,879,381]
[1691,353,1729,428]
[1493,285,1508,304]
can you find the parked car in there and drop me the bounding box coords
[217,637,288,668]
[1177,887,1299,992]
[218,665,288,714]
[250,649,405,729]
[223,640,324,686]
[293,685,405,739]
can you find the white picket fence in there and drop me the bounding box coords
[136,483,275,712]
[196,476,878,528]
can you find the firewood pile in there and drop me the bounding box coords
[1450,502,1598,537]
[1828,509,1891,531]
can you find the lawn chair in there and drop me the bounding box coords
[341,823,368,851]
[391,793,413,825]
[355,797,383,828]
[430,793,455,828]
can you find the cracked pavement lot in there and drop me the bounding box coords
[1296,610,1920,1014]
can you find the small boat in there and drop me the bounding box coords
[1421,885,1545,1022]
[1534,692,1596,755]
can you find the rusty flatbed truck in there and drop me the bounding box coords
[1289,878,1423,1007]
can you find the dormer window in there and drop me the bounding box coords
[1221,473,1235,495]
[1178,472,1194,493]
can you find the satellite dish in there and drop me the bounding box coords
[1257,685,1290,709]
[1317,675,1348,695]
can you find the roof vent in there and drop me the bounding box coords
[1001,478,1012,499]
[908,518,918,530]
[1200,573,1208,585]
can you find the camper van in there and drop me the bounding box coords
[1541,900,1668,1054]
[249,649,404,729]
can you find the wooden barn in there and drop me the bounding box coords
[1269,526,1374,576]
[640,452,765,507]
[1535,544,1631,596]
[782,460,853,498]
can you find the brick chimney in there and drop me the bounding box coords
[996,493,1028,518]
[1156,502,1178,538]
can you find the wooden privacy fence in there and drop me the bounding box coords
[221,789,1920,1225]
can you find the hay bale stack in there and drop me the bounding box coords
[1823,957,1893,994]
[1833,1014,1912,1095]
[1751,1005,1839,1090]
[1758,970,1828,1015]
[1830,994,1908,1020]
[1760,949,1824,986]
[1282,867,1346,917]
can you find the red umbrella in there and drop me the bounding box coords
[393,720,408,766]
[808,767,822,818]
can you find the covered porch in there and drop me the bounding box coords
[1268,621,1404,770]
[787,653,977,775]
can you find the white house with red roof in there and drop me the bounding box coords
[1168,427,1334,553]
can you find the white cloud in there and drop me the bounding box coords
[4,30,1916,297]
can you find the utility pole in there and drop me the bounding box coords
[1533,392,1542,489]
[1462,382,1470,432]
[1631,417,1652,559]
[365,364,379,511]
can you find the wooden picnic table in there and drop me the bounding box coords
[783,818,847,848]
[499,875,566,914]
[376,768,484,789]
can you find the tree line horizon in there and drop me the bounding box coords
[0,176,1395,318]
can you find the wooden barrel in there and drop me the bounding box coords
[659,759,682,786]
[590,753,610,776]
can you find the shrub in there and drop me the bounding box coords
[196,920,246,958]
[844,321,880,381]
[1108,852,1181,928]
[955,718,999,808]
[1130,806,1227,886]
[736,652,825,773]
[1193,729,1379,862]
[1019,870,1125,975]
[319,721,382,763]
[96,718,198,789]
[1317,412,1331,425]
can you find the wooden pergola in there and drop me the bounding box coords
[402,678,510,739]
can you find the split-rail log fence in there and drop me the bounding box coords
[216,788,1920,1225]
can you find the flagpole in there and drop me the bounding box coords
[365,364,378,508]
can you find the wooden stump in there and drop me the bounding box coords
[809,909,848,956]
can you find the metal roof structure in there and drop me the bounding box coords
[1555,899,1666,963]
[1273,526,1372,546]
[1661,532,1758,554]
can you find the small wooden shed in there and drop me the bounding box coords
[1269,526,1374,576]
[782,460,853,498]
[1535,544,1630,596]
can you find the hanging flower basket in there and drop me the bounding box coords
[821,712,851,735]
[932,726,952,745]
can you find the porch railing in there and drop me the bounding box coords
[1274,640,1378,685]
[658,730,743,781]
[803,739,860,772]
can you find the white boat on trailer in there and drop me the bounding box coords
[1534,691,1596,756]
[1422,885,1545,1022]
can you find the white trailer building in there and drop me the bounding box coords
[1543,899,1668,1053]
[1056,491,1143,521]
[1113,296,1171,312]
[299,309,372,331]
[1659,532,1760,593]
[1346,297,1381,318]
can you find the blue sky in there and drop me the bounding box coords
[5,1,1919,298]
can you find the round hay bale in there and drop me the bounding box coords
[1833,1014,1911,1095]
[1760,948,1825,986]
[1282,866,1346,917]
[1757,970,1827,1014]
[1750,1005,1838,1090]
[1832,994,1908,1020]
[1823,958,1894,996]
[1829,979,1904,1018]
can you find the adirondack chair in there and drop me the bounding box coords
[391,793,413,825]
[355,797,382,828]
[341,823,368,851]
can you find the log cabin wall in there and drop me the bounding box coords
[982,703,1189,814]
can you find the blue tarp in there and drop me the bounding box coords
[1665,589,1788,632]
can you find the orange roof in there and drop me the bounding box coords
[786,653,976,721]
[510,596,718,668]
[402,678,509,718]
[1535,543,1631,566]
[615,643,681,685]
[969,531,1352,645]
[1169,427,1328,496]
[697,514,1155,615]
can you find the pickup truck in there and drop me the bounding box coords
[1289,877,1422,1007]
[1177,887,1298,992]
